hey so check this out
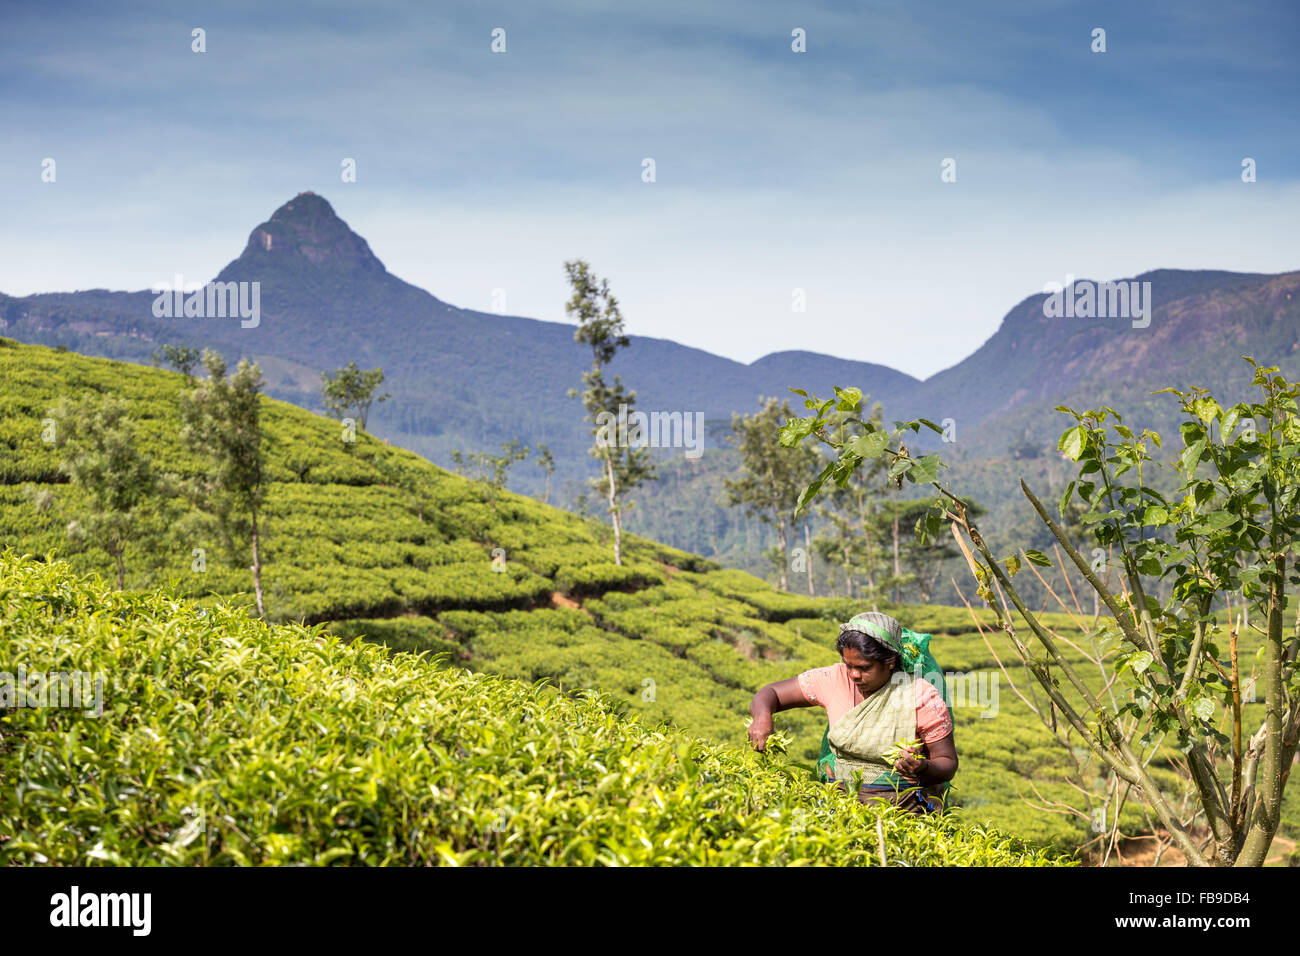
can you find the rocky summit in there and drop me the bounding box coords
[218,192,388,280]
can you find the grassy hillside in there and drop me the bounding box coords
[2,339,1294,859]
[0,553,1069,866]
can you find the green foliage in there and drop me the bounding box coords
[450,438,529,511]
[38,392,161,589]
[11,342,1289,858]
[150,344,202,381]
[0,554,1072,866]
[723,588,825,622]
[724,397,823,591]
[555,562,666,598]
[565,259,656,565]
[320,361,390,430]
[179,350,269,616]
[779,366,1300,866]
[328,616,464,659]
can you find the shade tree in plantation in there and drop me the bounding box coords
[34,393,159,589]
[179,350,269,617]
[810,395,888,603]
[450,438,530,512]
[786,387,972,605]
[895,497,980,604]
[378,456,437,522]
[723,396,821,592]
[534,443,555,505]
[151,344,203,382]
[320,361,390,431]
[565,259,656,566]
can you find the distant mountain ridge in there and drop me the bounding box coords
[903,268,1299,434]
[0,192,919,482]
[3,192,1297,499]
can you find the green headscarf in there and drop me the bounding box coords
[839,611,950,709]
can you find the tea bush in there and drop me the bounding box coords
[555,562,666,598]
[0,554,1072,866]
[328,616,464,659]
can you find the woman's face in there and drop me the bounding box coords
[841,647,893,696]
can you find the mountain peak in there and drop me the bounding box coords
[217,192,387,279]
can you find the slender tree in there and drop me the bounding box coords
[801,512,816,597]
[809,395,889,603]
[37,394,158,589]
[724,397,819,591]
[321,361,390,430]
[180,350,269,616]
[887,487,907,604]
[151,344,202,382]
[534,443,555,505]
[450,439,530,511]
[565,259,656,565]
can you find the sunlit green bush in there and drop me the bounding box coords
[0,554,1073,866]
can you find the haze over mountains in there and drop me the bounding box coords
[4,192,1298,501]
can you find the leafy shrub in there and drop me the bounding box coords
[726,589,826,622]
[328,617,464,659]
[555,562,666,598]
[0,553,1073,866]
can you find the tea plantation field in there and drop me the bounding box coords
[0,553,1071,866]
[2,340,1294,860]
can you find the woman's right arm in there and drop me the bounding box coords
[748,676,814,751]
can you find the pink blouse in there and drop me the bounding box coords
[796,663,953,744]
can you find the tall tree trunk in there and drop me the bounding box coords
[250,507,265,617]
[543,471,551,506]
[803,518,815,597]
[855,488,877,601]
[604,449,622,566]
[114,549,125,591]
[1237,554,1288,865]
[843,544,853,599]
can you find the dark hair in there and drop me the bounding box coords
[836,629,901,672]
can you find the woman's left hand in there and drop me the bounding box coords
[893,747,927,782]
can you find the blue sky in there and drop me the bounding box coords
[2,0,1297,378]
